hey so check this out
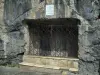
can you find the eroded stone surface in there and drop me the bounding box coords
[0,0,100,75]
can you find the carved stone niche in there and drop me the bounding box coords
[20,18,80,72]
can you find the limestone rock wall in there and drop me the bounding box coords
[1,0,100,75]
[75,0,100,75]
[0,0,8,64]
[28,0,72,19]
[3,0,31,65]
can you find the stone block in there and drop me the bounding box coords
[73,62,78,69]
[46,0,54,4]
[62,71,68,75]
[67,60,74,68]
[57,60,68,67]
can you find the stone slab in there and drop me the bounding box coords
[20,55,79,72]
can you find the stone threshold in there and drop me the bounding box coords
[23,55,79,60]
[20,55,79,72]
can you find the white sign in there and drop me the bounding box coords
[46,5,54,16]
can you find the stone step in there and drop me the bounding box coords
[20,62,62,74]
[20,55,79,72]
[20,62,78,72]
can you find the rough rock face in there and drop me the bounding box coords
[4,0,31,30]
[3,0,31,64]
[0,0,7,64]
[75,0,100,75]
[0,0,100,75]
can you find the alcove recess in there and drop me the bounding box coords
[20,18,80,71]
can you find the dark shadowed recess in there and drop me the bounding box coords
[23,18,80,58]
[22,18,81,27]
